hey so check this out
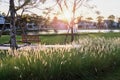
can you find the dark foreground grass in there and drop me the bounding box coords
[0,37,120,80]
[99,67,120,80]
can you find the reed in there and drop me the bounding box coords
[0,37,120,80]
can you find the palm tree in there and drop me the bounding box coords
[96,16,104,29]
[108,15,115,28]
[97,16,104,23]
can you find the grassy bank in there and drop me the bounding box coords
[0,37,120,80]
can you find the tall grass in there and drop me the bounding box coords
[0,37,120,80]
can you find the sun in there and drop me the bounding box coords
[57,10,72,23]
[64,10,72,22]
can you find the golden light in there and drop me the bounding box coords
[57,10,72,23]
[63,10,72,22]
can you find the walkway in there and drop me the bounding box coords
[0,44,80,50]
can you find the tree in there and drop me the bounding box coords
[17,0,46,16]
[108,15,115,21]
[108,15,115,28]
[86,17,93,21]
[9,0,18,51]
[96,16,104,29]
[55,0,91,42]
[117,18,120,28]
[1,0,46,52]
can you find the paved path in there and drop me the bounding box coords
[0,44,80,50]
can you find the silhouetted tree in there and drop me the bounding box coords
[56,0,91,42]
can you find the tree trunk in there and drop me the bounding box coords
[71,11,75,42]
[71,26,74,42]
[9,0,18,50]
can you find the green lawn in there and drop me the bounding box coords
[0,34,71,44]
[0,32,120,44]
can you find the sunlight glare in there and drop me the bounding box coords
[63,10,72,23]
[57,10,72,23]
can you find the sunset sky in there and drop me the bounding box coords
[92,0,120,18]
[0,0,120,21]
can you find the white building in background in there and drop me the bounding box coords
[0,15,5,30]
[51,20,68,30]
[26,23,39,31]
[0,15,10,31]
[0,15,5,24]
[77,20,97,29]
